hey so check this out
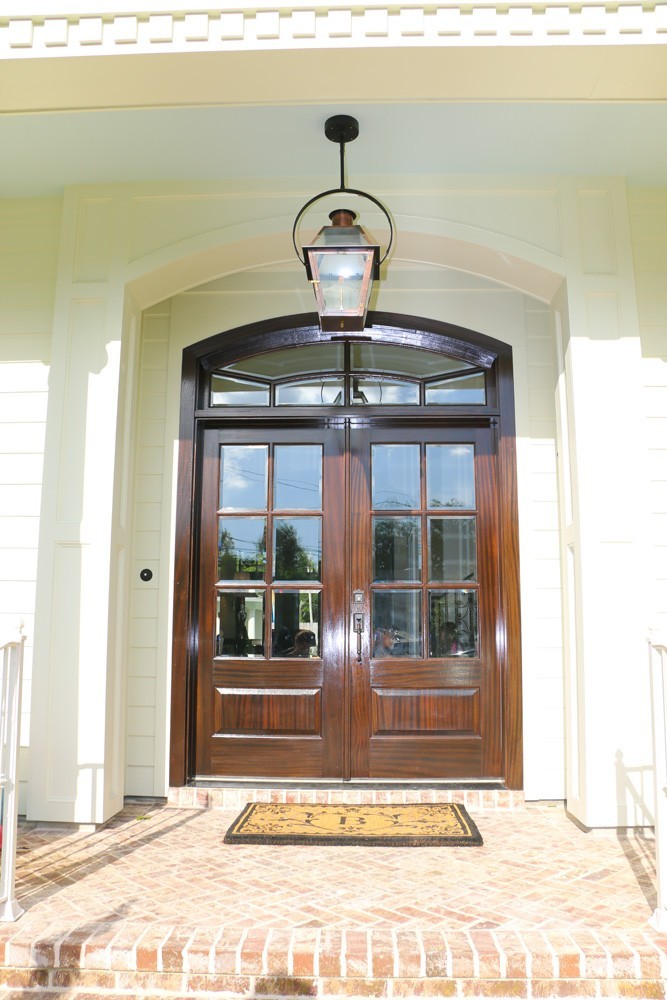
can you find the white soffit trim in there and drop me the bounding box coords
[1,4,666,59]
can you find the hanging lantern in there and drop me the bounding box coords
[293,116,393,333]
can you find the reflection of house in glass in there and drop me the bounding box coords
[216,592,265,658]
[428,591,478,659]
[272,592,321,658]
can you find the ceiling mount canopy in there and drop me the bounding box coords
[292,115,394,333]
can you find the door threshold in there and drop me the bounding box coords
[191,778,507,790]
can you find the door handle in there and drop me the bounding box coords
[353,612,364,662]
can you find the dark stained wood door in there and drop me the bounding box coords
[195,424,346,778]
[348,423,501,779]
[195,421,501,780]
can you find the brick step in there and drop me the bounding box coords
[2,927,665,998]
[1,970,666,998]
[167,785,525,811]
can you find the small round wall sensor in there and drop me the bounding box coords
[140,568,153,582]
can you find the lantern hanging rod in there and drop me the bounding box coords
[325,113,359,190]
[292,115,394,267]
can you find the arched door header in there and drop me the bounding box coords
[188,311,503,374]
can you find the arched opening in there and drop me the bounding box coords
[170,311,522,788]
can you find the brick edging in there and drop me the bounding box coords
[1,968,667,998]
[2,925,666,984]
[167,787,526,811]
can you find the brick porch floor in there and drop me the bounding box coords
[0,788,665,999]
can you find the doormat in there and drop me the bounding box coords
[223,801,482,846]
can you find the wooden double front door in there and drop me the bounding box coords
[194,419,502,781]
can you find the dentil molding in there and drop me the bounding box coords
[1,4,666,55]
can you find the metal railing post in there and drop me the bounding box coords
[649,633,667,932]
[0,630,25,922]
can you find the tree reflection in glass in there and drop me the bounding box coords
[428,517,476,582]
[218,517,266,581]
[273,518,322,581]
[373,517,421,582]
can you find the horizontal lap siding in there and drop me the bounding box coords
[125,304,170,796]
[0,198,61,811]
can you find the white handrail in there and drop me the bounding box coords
[649,632,667,932]
[0,630,25,922]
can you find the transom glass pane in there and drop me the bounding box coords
[219,445,268,511]
[426,444,475,510]
[210,375,269,407]
[372,444,420,510]
[428,590,478,658]
[272,590,321,657]
[275,379,344,406]
[211,341,492,412]
[428,517,477,582]
[351,343,475,379]
[372,590,421,658]
[373,517,421,582]
[273,518,322,581]
[216,591,265,658]
[426,372,486,405]
[218,517,266,581]
[228,344,344,380]
[274,446,322,510]
[351,378,419,406]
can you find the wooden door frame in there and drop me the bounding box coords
[169,311,523,788]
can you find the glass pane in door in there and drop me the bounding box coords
[428,590,478,658]
[219,445,268,510]
[372,590,421,658]
[272,590,321,657]
[218,517,266,581]
[274,445,323,509]
[273,518,322,581]
[372,444,420,509]
[216,590,265,657]
[428,517,476,582]
[426,444,475,510]
[373,517,421,582]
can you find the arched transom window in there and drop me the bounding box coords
[210,341,486,408]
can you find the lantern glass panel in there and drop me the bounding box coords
[308,248,375,320]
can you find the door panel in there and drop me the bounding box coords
[195,420,501,781]
[195,425,345,779]
[349,425,501,780]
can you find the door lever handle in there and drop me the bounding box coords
[353,612,364,662]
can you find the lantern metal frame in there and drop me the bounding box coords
[291,115,394,273]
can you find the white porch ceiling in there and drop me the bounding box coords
[2,38,667,197]
[3,100,667,198]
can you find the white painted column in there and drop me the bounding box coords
[28,190,132,824]
[558,181,652,828]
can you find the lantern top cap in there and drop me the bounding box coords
[329,208,357,226]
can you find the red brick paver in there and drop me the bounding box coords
[0,795,665,997]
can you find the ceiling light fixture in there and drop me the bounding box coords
[292,115,394,332]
